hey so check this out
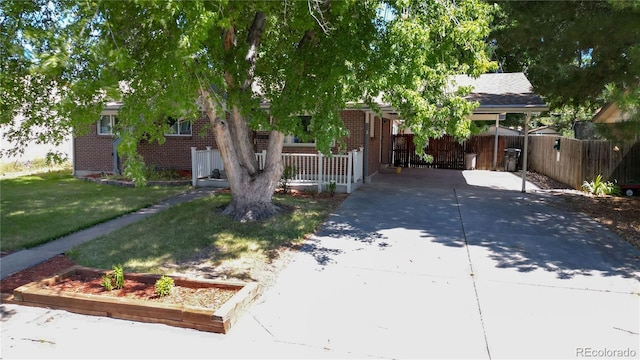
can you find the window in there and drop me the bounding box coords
[284,116,315,146]
[98,115,118,135]
[166,117,192,136]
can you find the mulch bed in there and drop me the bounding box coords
[1,255,77,295]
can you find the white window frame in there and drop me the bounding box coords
[98,113,118,136]
[283,115,316,147]
[165,118,192,137]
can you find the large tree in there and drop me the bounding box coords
[490,0,640,138]
[1,0,494,221]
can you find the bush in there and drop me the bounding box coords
[582,174,621,196]
[155,275,174,297]
[113,264,125,289]
[280,164,297,194]
[101,273,114,291]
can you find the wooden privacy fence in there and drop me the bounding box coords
[465,135,524,170]
[527,137,640,189]
[391,134,638,189]
[192,147,364,193]
[392,134,524,170]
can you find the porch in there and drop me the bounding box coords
[191,147,364,193]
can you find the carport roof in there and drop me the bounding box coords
[452,72,549,114]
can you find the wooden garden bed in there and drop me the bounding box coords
[10,266,260,334]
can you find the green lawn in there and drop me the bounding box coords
[67,193,342,275]
[0,170,189,252]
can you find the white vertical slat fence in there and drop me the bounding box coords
[192,147,363,193]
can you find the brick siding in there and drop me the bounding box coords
[74,109,388,177]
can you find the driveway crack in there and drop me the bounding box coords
[454,188,492,359]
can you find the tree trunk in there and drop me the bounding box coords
[198,11,285,222]
[200,89,284,222]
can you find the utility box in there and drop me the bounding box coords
[504,148,521,172]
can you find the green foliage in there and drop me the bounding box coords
[327,180,337,197]
[280,164,297,194]
[112,264,125,289]
[155,276,174,297]
[68,193,343,274]
[492,1,640,108]
[101,273,114,291]
[582,175,621,196]
[0,170,187,252]
[1,0,495,185]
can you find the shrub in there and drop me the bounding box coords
[582,174,621,196]
[328,180,337,197]
[101,273,114,291]
[155,276,174,297]
[113,264,125,289]
[280,164,297,194]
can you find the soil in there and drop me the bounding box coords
[40,272,237,310]
[526,171,640,251]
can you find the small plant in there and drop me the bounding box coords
[112,264,125,289]
[582,174,621,196]
[101,273,114,291]
[280,164,297,194]
[155,275,174,297]
[328,180,337,197]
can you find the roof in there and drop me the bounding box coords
[103,73,548,119]
[478,125,521,136]
[528,125,560,135]
[451,73,549,114]
[591,102,632,123]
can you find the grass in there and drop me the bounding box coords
[0,170,189,252]
[0,158,72,177]
[67,192,341,275]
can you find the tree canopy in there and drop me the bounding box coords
[490,0,640,139]
[1,0,495,220]
[2,0,494,162]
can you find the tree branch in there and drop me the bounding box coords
[242,11,266,91]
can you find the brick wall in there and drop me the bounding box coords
[73,110,391,176]
[73,123,114,174]
[74,115,216,174]
[367,115,381,176]
[138,116,216,170]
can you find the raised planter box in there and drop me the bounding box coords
[11,266,260,334]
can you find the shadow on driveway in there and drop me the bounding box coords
[302,168,640,284]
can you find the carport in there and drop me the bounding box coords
[452,72,549,192]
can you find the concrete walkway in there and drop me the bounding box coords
[0,187,217,280]
[2,169,639,359]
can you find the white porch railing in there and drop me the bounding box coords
[191,147,364,193]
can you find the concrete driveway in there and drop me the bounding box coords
[2,169,639,359]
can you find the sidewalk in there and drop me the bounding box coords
[0,187,217,281]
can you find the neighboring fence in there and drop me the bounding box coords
[527,137,640,189]
[390,133,639,189]
[192,147,364,193]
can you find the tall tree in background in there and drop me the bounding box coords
[1,0,494,221]
[490,0,640,138]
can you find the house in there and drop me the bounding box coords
[477,125,521,136]
[591,102,640,141]
[72,72,547,190]
[592,102,633,124]
[528,125,560,136]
